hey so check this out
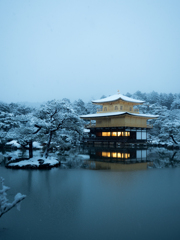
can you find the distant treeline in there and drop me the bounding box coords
[125,91,180,110]
[0,91,180,146]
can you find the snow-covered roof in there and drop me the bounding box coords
[80,111,158,119]
[92,94,145,104]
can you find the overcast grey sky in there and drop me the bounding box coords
[0,0,180,103]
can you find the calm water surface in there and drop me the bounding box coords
[0,164,180,240]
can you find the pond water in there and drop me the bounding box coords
[0,147,180,240]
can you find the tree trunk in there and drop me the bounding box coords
[43,131,53,158]
[170,135,178,144]
[29,140,33,158]
[170,152,177,161]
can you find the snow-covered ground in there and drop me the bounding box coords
[5,141,43,149]
[7,156,60,169]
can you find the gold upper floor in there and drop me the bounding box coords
[96,101,139,114]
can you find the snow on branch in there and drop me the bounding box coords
[0,177,26,218]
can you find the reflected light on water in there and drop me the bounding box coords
[85,161,150,171]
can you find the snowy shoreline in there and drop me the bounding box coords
[6,156,60,169]
[1,140,180,151]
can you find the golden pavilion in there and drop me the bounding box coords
[80,93,158,143]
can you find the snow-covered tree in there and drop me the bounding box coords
[0,177,26,218]
[139,102,180,144]
[0,111,19,146]
[125,92,132,98]
[0,106,40,158]
[171,97,180,110]
[73,99,87,115]
[0,102,10,113]
[85,101,99,114]
[0,100,84,159]
[35,100,83,158]
[146,91,159,104]
[6,113,41,158]
[132,90,147,101]
[1,92,180,151]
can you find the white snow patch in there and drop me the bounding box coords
[6,140,21,148]
[8,156,59,167]
[33,142,43,149]
[4,152,19,161]
[83,129,90,133]
[78,154,90,160]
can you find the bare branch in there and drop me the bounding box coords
[33,124,42,134]
[51,123,62,132]
[51,109,57,119]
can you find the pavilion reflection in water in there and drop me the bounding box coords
[80,147,152,171]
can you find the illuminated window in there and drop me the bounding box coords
[112,152,117,158]
[102,152,106,157]
[104,107,107,111]
[117,153,122,158]
[112,132,117,136]
[102,132,110,137]
[117,132,122,136]
[115,106,118,110]
[102,152,110,157]
[122,132,130,136]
